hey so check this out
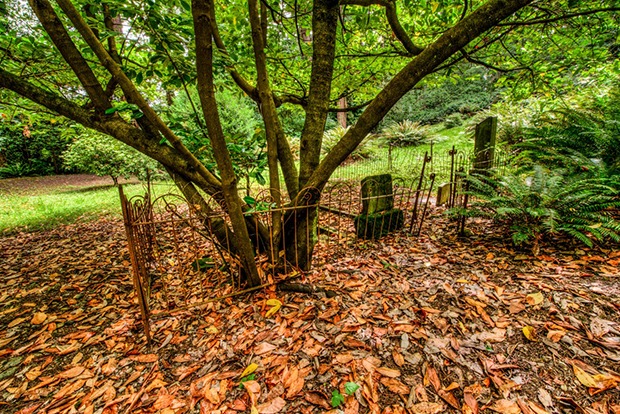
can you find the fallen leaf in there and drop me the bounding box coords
[243,380,261,407]
[8,317,26,328]
[265,299,282,318]
[410,402,444,414]
[572,365,599,388]
[392,351,405,367]
[130,354,158,363]
[522,326,537,341]
[241,363,259,378]
[304,391,330,409]
[57,366,85,379]
[380,377,409,394]
[526,292,544,306]
[254,342,276,355]
[489,399,521,414]
[31,312,47,325]
[25,366,42,381]
[257,396,286,413]
[424,366,440,392]
[376,367,400,378]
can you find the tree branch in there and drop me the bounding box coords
[54,0,222,190]
[0,67,221,195]
[28,0,109,111]
[340,0,424,56]
[498,7,620,26]
[307,0,535,192]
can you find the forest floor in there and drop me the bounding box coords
[0,203,619,414]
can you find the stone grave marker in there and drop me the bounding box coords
[355,173,404,239]
[436,183,451,206]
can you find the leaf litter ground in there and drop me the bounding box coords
[0,213,619,414]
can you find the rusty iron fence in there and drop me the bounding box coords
[120,144,514,343]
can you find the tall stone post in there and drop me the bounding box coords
[473,116,497,172]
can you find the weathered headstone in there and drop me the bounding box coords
[355,174,404,239]
[360,174,394,214]
[473,116,497,172]
[436,183,451,206]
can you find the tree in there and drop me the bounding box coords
[0,0,618,286]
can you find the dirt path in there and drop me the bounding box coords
[0,174,139,195]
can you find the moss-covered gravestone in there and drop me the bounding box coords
[354,174,404,239]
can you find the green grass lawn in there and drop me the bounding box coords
[0,183,174,234]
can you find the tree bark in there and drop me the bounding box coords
[192,0,261,287]
[298,0,339,190]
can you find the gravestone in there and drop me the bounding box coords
[473,116,497,172]
[436,183,451,206]
[355,174,404,239]
[361,174,394,214]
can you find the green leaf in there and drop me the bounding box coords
[243,195,256,206]
[331,390,345,408]
[104,107,118,115]
[238,373,255,389]
[344,382,360,395]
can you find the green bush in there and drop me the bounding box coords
[0,115,72,177]
[381,120,431,147]
[63,131,160,185]
[443,113,464,129]
[458,166,620,254]
[380,66,498,127]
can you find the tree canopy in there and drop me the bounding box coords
[0,0,618,285]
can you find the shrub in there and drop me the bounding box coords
[379,65,498,127]
[63,132,160,185]
[322,126,377,161]
[443,113,464,129]
[381,120,431,147]
[458,166,620,254]
[0,115,72,177]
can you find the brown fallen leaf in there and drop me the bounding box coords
[25,366,42,381]
[438,389,460,409]
[8,317,27,328]
[101,358,117,375]
[423,366,441,392]
[376,367,401,378]
[31,312,47,325]
[57,366,85,379]
[257,397,286,413]
[305,391,331,409]
[392,350,405,367]
[243,380,261,407]
[285,375,304,399]
[53,379,85,400]
[380,377,409,394]
[489,399,521,414]
[254,342,276,355]
[410,401,444,414]
[464,392,479,414]
[130,354,158,363]
[546,330,565,342]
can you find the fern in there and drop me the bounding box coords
[460,165,620,253]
